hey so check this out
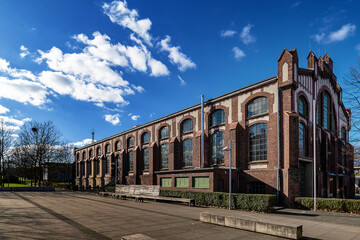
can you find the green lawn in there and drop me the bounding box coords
[0,183,30,187]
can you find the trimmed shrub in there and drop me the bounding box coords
[296,197,360,214]
[160,190,275,212]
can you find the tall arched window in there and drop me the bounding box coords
[182,138,193,167]
[323,92,331,130]
[115,141,121,151]
[210,110,225,127]
[97,159,100,175]
[128,151,134,172]
[142,132,149,144]
[298,96,308,117]
[181,119,193,134]
[96,147,101,156]
[160,144,169,169]
[160,126,169,139]
[89,149,93,158]
[249,123,267,161]
[341,127,347,141]
[82,152,86,160]
[105,144,110,153]
[316,99,321,125]
[88,161,92,176]
[143,148,149,170]
[106,156,110,174]
[127,137,134,148]
[247,97,269,118]
[299,123,306,157]
[211,132,224,165]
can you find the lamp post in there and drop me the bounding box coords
[31,127,38,187]
[223,140,232,210]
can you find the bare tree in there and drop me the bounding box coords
[14,121,62,187]
[0,120,14,187]
[344,60,360,142]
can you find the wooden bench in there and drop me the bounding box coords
[111,185,195,207]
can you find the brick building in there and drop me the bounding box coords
[74,49,355,204]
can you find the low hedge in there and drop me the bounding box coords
[160,190,276,212]
[296,197,360,214]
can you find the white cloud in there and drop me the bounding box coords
[232,47,246,60]
[0,104,9,114]
[159,36,196,72]
[313,24,356,44]
[131,115,140,121]
[220,30,237,38]
[0,76,48,106]
[356,44,360,54]
[0,58,36,81]
[131,84,145,93]
[240,24,256,45]
[20,45,30,58]
[178,75,186,86]
[103,0,152,45]
[148,58,169,76]
[71,138,94,148]
[328,24,356,43]
[149,112,155,118]
[105,113,121,125]
[0,115,31,131]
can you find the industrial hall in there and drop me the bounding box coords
[74,48,355,205]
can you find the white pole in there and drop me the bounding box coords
[313,99,317,211]
[201,95,204,168]
[229,140,232,210]
[115,156,118,192]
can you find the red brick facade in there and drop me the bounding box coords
[75,49,355,205]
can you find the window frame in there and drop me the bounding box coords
[248,123,267,162]
[182,138,193,167]
[299,122,307,157]
[142,132,150,145]
[105,144,110,154]
[159,126,169,140]
[210,131,224,165]
[127,137,134,148]
[96,147,101,156]
[160,143,169,169]
[210,109,225,127]
[298,96,308,118]
[143,148,149,171]
[181,118,193,134]
[247,97,269,118]
[115,141,121,151]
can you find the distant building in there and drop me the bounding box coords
[74,49,354,205]
[43,162,74,182]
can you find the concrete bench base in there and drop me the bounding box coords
[111,193,194,206]
[200,212,302,239]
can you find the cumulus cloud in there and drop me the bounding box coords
[0,76,48,106]
[240,24,256,45]
[0,115,31,131]
[232,47,246,60]
[291,1,301,8]
[103,0,152,45]
[20,45,30,58]
[131,115,140,121]
[105,113,121,125]
[0,104,9,114]
[220,30,237,38]
[159,36,196,72]
[313,23,356,44]
[0,58,36,81]
[71,138,94,148]
[178,75,186,86]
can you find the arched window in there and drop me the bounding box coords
[142,132,149,144]
[323,92,331,130]
[96,147,101,156]
[181,119,193,134]
[105,156,110,174]
[182,138,193,167]
[82,152,86,160]
[127,137,134,148]
[210,110,225,127]
[160,126,169,139]
[299,123,306,157]
[341,127,347,141]
[247,97,269,118]
[96,159,100,175]
[160,144,169,169]
[298,96,308,117]
[249,123,267,161]
[115,141,121,151]
[88,161,92,176]
[89,149,93,158]
[211,132,224,165]
[76,153,79,161]
[128,151,134,172]
[316,99,321,125]
[143,148,149,170]
[105,144,110,153]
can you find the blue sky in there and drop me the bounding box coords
[0,0,359,146]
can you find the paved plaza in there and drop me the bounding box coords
[0,191,359,239]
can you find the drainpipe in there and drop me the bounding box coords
[276,83,281,206]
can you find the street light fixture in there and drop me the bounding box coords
[223,140,232,210]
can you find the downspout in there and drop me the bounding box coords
[201,95,204,168]
[277,80,281,206]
